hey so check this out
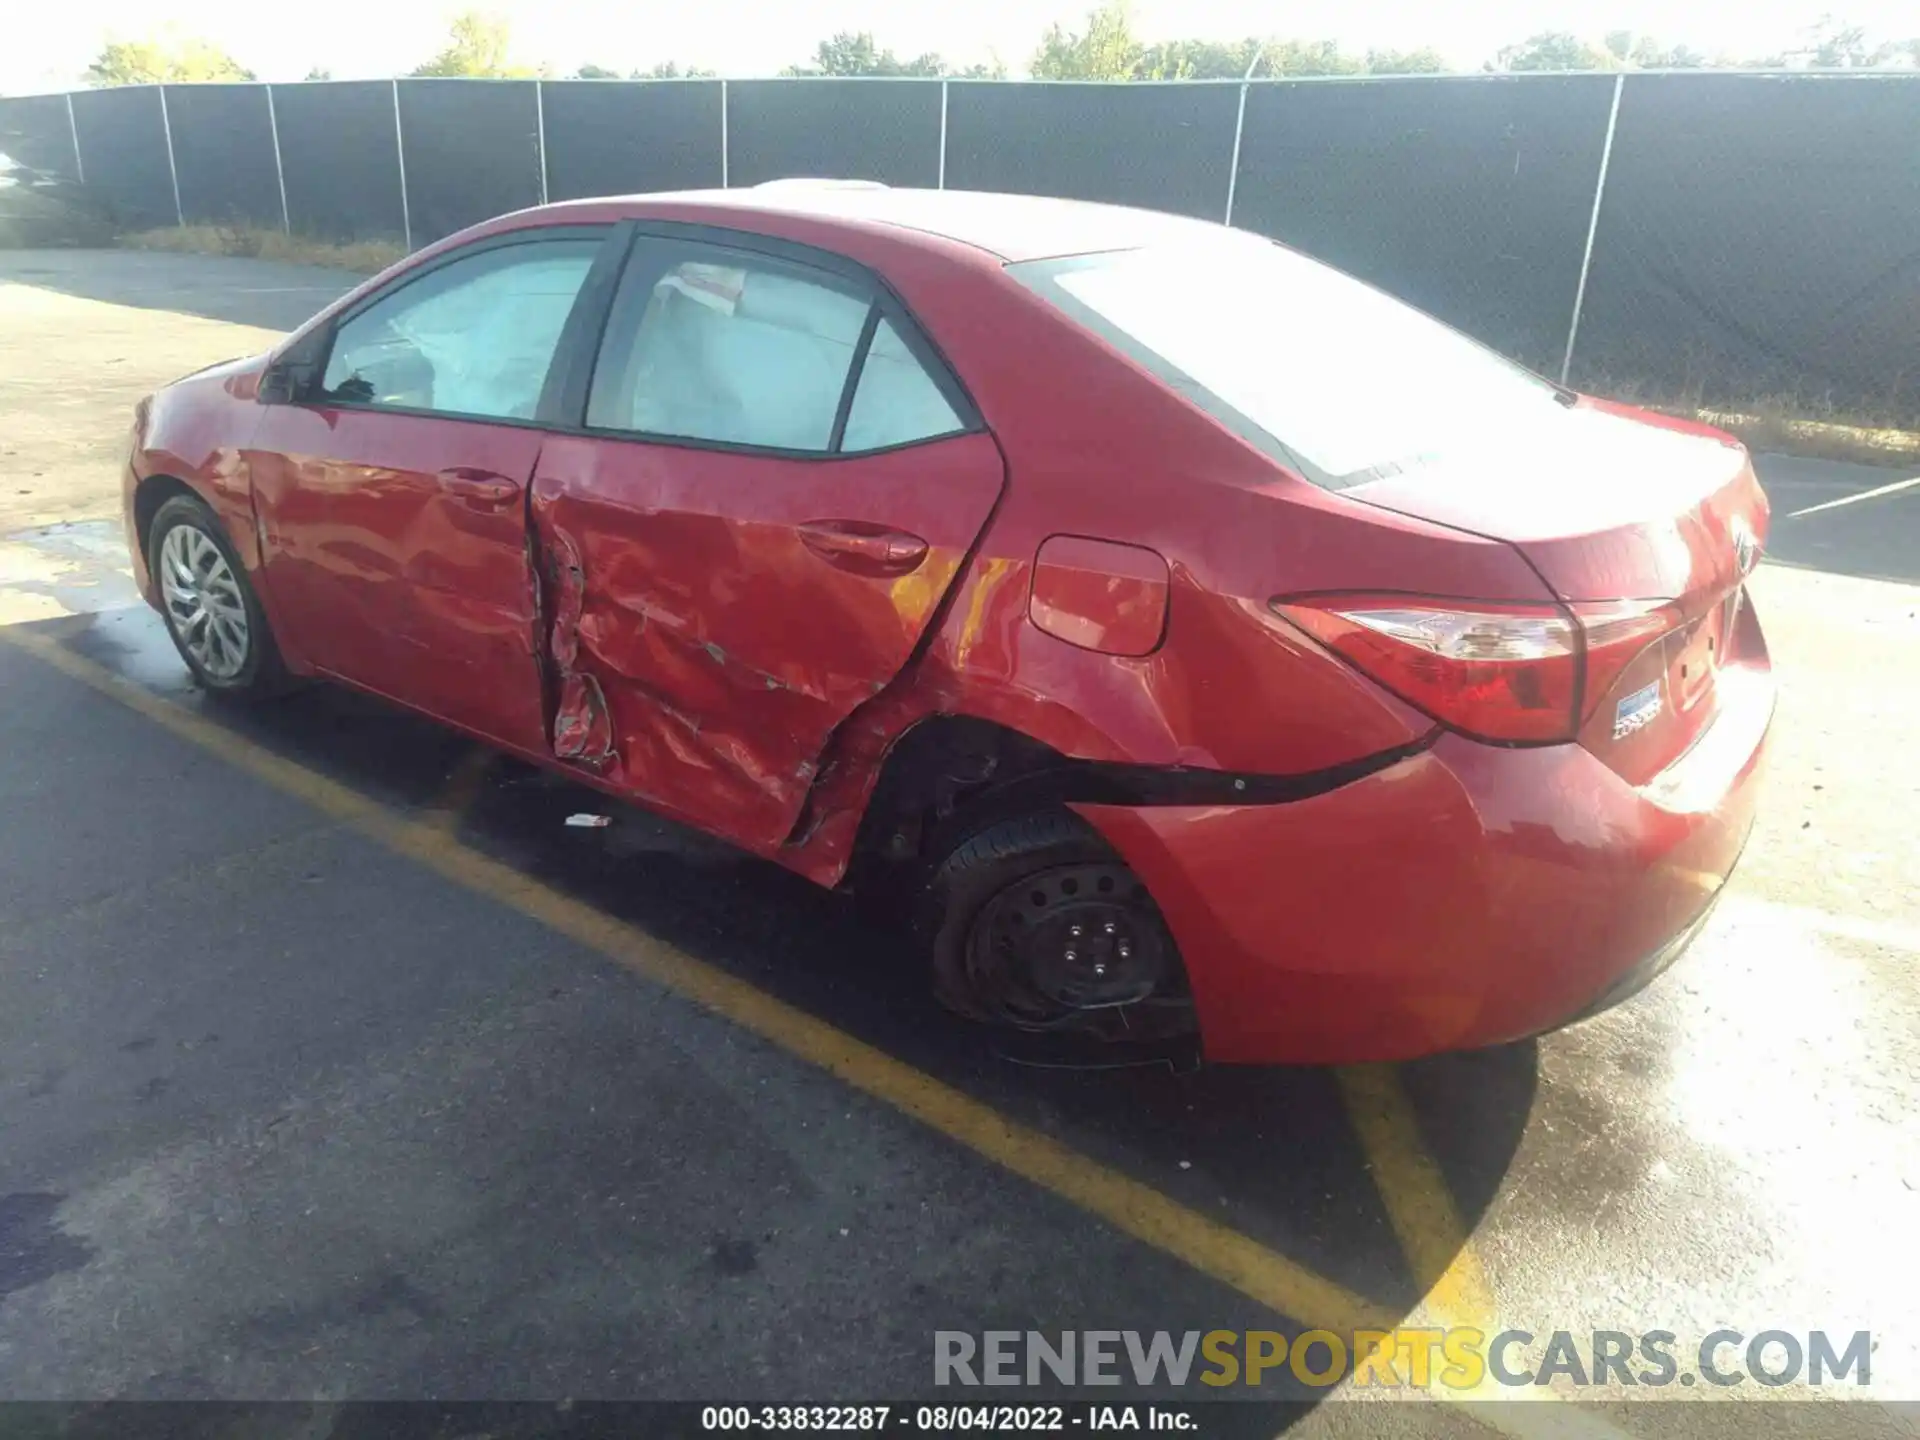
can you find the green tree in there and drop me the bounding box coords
[573,63,621,78]
[1807,18,1880,65]
[1600,31,1708,68]
[1135,38,1257,79]
[1770,15,1920,66]
[1261,39,1366,76]
[1364,46,1447,74]
[411,12,532,78]
[85,36,255,85]
[304,67,334,81]
[783,31,946,77]
[636,62,717,78]
[1134,36,1431,80]
[1494,31,1614,71]
[951,55,1010,79]
[1031,2,1143,79]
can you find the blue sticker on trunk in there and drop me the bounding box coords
[1613,680,1664,740]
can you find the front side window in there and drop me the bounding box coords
[319,237,601,421]
[588,241,970,456]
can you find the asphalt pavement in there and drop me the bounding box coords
[1,250,1916,1438]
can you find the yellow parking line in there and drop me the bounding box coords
[1329,1073,1644,1439]
[424,744,494,834]
[2,622,1392,1340]
[1338,1064,1496,1326]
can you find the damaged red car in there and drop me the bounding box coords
[125,185,1773,1063]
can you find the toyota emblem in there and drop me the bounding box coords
[1731,516,1760,577]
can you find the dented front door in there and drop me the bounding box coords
[250,227,608,755]
[250,409,550,753]
[529,429,1006,853]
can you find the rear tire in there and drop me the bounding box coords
[148,494,287,700]
[924,811,1195,1042]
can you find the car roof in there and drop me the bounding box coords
[573,184,1230,264]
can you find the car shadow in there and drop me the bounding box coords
[44,605,1541,1416]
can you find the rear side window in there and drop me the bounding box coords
[319,238,600,421]
[587,240,969,456]
[841,317,964,453]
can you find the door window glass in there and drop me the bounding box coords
[588,250,870,453]
[320,238,600,420]
[840,317,965,453]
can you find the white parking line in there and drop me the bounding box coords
[1786,473,1920,518]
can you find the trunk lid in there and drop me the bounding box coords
[1349,399,1769,783]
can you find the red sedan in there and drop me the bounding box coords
[124,185,1772,1063]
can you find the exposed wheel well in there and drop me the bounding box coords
[132,474,198,561]
[846,715,1083,890]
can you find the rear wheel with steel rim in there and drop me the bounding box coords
[148,493,285,698]
[925,811,1196,1043]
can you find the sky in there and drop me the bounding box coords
[3,0,1917,93]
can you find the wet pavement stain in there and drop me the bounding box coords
[0,1192,92,1301]
[709,1236,760,1276]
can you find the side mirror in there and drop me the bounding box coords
[260,327,329,405]
[260,358,320,406]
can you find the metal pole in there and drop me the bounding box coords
[1561,72,1625,387]
[265,84,291,233]
[1223,82,1250,226]
[64,91,85,184]
[719,79,730,188]
[937,80,949,189]
[392,79,413,251]
[157,85,185,226]
[535,79,550,204]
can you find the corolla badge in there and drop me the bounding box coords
[1613,679,1664,740]
[1731,515,1761,577]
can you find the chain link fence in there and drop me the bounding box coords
[1567,72,1920,426]
[4,73,1918,423]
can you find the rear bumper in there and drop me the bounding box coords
[1075,660,1773,1065]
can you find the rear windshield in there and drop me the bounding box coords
[1010,237,1565,490]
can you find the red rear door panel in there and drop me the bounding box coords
[531,431,1006,853]
[249,406,548,754]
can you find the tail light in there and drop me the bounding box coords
[1272,594,1678,745]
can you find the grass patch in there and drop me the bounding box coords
[1577,370,1920,469]
[121,224,406,276]
[1668,405,1920,470]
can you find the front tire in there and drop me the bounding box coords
[924,811,1195,1042]
[148,493,286,699]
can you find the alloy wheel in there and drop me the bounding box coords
[158,522,250,682]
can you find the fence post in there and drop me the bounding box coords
[937,80,949,189]
[720,79,730,188]
[392,78,413,251]
[535,79,550,204]
[1561,72,1625,387]
[64,91,85,184]
[157,85,185,226]
[265,84,291,233]
[1223,81,1250,226]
